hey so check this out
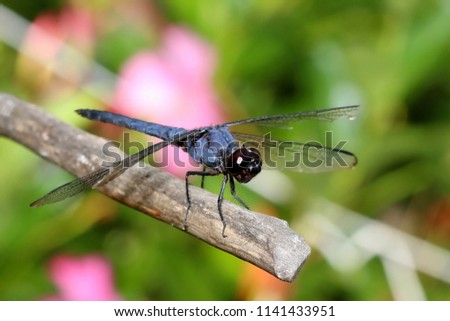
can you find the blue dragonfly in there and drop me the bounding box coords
[31,105,358,237]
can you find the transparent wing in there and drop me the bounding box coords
[232,132,357,173]
[30,166,112,207]
[30,140,171,207]
[224,105,359,129]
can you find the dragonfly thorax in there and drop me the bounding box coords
[226,147,262,183]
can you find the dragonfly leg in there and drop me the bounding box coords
[217,174,229,238]
[200,165,207,189]
[184,170,220,232]
[229,176,249,209]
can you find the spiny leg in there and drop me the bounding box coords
[184,170,220,232]
[229,176,249,209]
[200,165,207,189]
[217,174,229,238]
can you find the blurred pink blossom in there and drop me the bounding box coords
[43,254,121,301]
[112,26,225,177]
[18,5,96,92]
[24,5,95,56]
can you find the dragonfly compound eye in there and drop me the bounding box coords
[227,147,262,183]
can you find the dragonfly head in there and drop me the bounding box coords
[226,147,262,183]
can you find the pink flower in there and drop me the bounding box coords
[43,254,121,301]
[24,5,95,57]
[17,5,96,91]
[112,26,225,177]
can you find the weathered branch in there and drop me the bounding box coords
[0,93,310,282]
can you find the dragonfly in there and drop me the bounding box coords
[30,105,358,237]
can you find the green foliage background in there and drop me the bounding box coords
[0,0,449,300]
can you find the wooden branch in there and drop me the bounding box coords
[0,93,310,282]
